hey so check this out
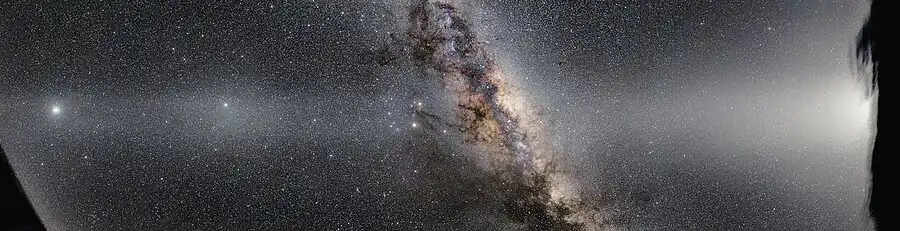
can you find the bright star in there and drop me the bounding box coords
[411,122,418,128]
[223,103,229,107]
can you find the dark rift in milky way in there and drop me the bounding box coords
[407,1,534,173]
[393,1,618,230]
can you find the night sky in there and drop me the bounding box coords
[0,0,874,230]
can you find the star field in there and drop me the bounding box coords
[0,0,875,230]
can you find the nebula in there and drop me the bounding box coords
[388,1,620,230]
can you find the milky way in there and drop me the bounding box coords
[392,1,615,229]
[0,0,873,230]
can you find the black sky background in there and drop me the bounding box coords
[1,0,873,230]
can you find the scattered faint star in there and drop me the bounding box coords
[0,1,872,230]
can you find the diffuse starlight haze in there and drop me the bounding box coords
[0,0,874,230]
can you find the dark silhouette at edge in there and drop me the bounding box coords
[0,145,45,231]
[857,0,896,230]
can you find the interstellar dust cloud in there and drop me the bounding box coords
[381,1,628,230]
